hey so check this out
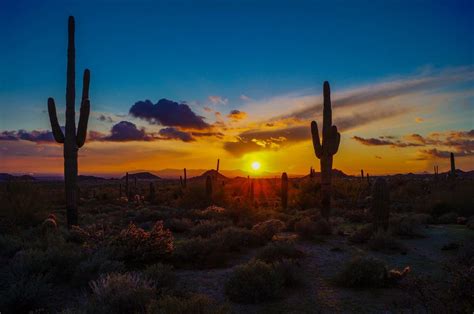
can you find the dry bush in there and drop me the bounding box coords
[335,256,388,288]
[251,219,286,241]
[87,272,155,314]
[255,242,305,263]
[148,294,229,314]
[109,221,173,265]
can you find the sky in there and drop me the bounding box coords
[0,0,473,177]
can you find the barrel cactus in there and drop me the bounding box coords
[311,81,340,218]
[47,16,91,227]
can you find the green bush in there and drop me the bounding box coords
[214,227,264,251]
[225,260,284,303]
[72,251,125,287]
[87,272,155,314]
[335,256,388,288]
[251,219,286,241]
[190,220,230,238]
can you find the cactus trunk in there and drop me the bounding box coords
[371,178,390,231]
[281,172,288,210]
[183,168,187,188]
[47,16,90,227]
[216,159,220,172]
[311,82,340,219]
[450,152,456,178]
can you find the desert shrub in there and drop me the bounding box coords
[273,258,304,287]
[294,217,318,240]
[348,224,373,244]
[225,260,284,303]
[109,221,173,265]
[66,225,91,244]
[437,212,458,224]
[335,256,388,288]
[431,201,454,218]
[344,210,367,223]
[389,216,424,238]
[190,220,230,238]
[251,219,286,241]
[295,180,320,209]
[172,237,227,268]
[0,273,52,313]
[214,227,264,251]
[148,294,229,314]
[411,213,433,225]
[143,263,176,292]
[164,217,194,233]
[368,230,406,253]
[0,234,23,258]
[0,182,48,227]
[255,242,304,263]
[87,272,155,314]
[72,251,125,287]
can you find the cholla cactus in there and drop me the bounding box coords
[281,172,288,210]
[371,177,390,231]
[311,81,340,218]
[47,16,91,227]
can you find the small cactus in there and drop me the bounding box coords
[360,169,364,180]
[47,16,91,227]
[183,168,187,188]
[311,81,340,219]
[371,177,390,231]
[216,159,220,172]
[206,175,212,203]
[281,172,288,210]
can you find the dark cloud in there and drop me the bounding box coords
[129,99,210,130]
[227,110,247,121]
[191,131,224,139]
[101,121,154,142]
[418,149,474,159]
[158,127,194,142]
[0,129,61,143]
[352,136,423,147]
[97,114,114,123]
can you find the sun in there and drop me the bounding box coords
[251,161,261,171]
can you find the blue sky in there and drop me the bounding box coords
[0,0,472,175]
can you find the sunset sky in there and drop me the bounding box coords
[0,0,473,177]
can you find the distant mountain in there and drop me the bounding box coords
[0,173,35,182]
[301,169,348,179]
[121,172,161,180]
[78,175,107,181]
[191,169,228,181]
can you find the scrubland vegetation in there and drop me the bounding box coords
[0,174,472,313]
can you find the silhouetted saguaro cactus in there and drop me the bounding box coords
[216,159,220,172]
[206,175,212,202]
[281,172,288,210]
[450,152,456,178]
[371,177,390,231]
[183,168,187,188]
[360,169,364,180]
[311,81,340,219]
[47,16,90,227]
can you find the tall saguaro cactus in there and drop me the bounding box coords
[450,152,456,178]
[48,16,90,227]
[311,81,340,218]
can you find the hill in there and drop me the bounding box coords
[121,172,161,180]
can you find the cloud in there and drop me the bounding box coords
[97,114,114,123]
[158,127,195,142]
[415,117,424,123]
[227,110,248,121]
[353,135,424,148]
[100,121,154,142]
[224,126,310,156]
[208,95,228,105]
[240,94,252,101]
[129,99,210,130]
[0,129,60,143]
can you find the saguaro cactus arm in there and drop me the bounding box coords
[328,125,341,155]
[77,69,91,148]
[311,121,322,158]
[47,98,65,143]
